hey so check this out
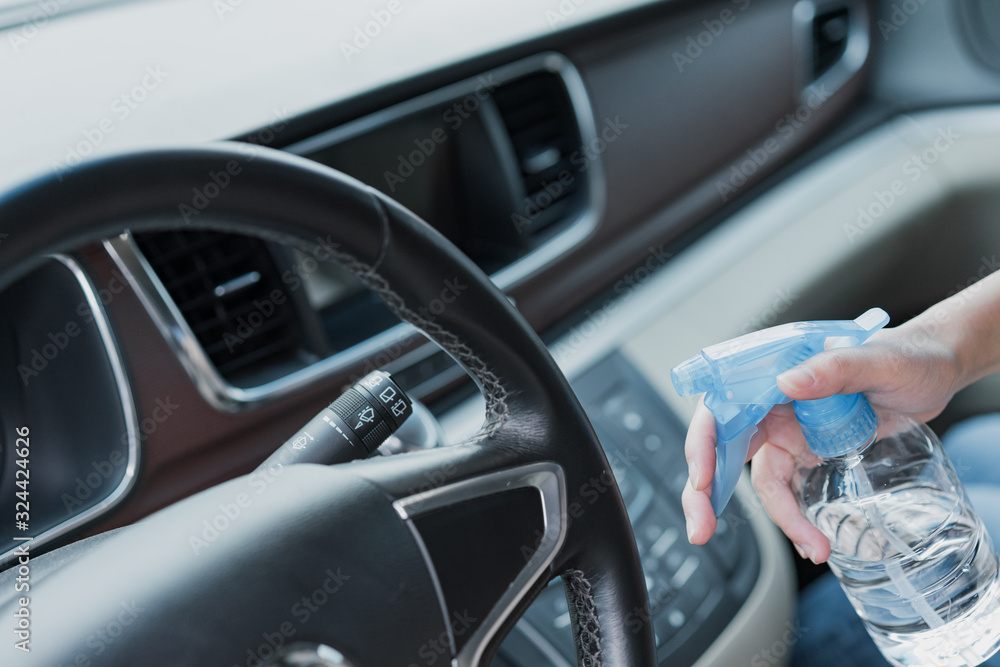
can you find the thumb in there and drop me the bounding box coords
[777,346,890,400]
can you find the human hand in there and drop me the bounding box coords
[680,326,963,563]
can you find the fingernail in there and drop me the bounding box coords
[794,543,816,562]
[688,460,701,490]
[778,367,816,392]
[686,519,696,543]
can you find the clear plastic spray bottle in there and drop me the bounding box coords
[672,309,1000,666]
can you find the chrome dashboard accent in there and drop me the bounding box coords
[108,52,604,413]
[105,233,416,413]
[265,642,357,667]
[392,462,566,667]
[792,0,871,104]
[287,51,605,291]
[0,255,140,568]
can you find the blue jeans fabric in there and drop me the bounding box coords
[791,415,1000,667]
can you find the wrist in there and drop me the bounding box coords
[898,314,968,393]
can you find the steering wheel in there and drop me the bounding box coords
[0,144,655,666]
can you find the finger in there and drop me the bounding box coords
[684,399,718,492]
[745,417,771,462]
[759,403,813,458]
[682,477,716,545]
[776,343,901,400]
[750,444,830,563]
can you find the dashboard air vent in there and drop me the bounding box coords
[812,6,850,78]
[492,71,586,238]
[133,230,304,381]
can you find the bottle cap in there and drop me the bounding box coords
[794,394,877,457]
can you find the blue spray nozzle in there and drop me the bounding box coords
[670,355,713,395]
[670,307,889,515]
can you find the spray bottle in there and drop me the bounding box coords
[671,308,1000,667]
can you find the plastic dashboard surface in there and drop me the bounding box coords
[495,353,759,666]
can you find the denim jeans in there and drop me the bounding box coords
[791,415,1000,667]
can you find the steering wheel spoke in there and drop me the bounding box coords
[378,455,566,666]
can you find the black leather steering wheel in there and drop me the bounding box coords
[0,144,655,666]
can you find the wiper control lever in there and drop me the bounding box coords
[258,371,413,471]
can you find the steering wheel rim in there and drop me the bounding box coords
[0,144,655,666]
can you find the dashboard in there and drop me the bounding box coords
[0,1,869,663]
[12,0,1000,664]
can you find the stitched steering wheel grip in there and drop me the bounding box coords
[0,144,655,667]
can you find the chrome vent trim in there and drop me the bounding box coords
[108,52,604,412]
[793,0,870,103]
[492,69,587,237]
[105,234,417,413]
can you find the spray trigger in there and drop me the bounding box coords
[671,308,889,515]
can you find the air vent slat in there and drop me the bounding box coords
[133,230,304,381]
[500,102,556,130]
[493,70,588,239]
[160,254,256,292]
[524,162,579,192]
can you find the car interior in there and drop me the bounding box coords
[3,0,1000,665]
